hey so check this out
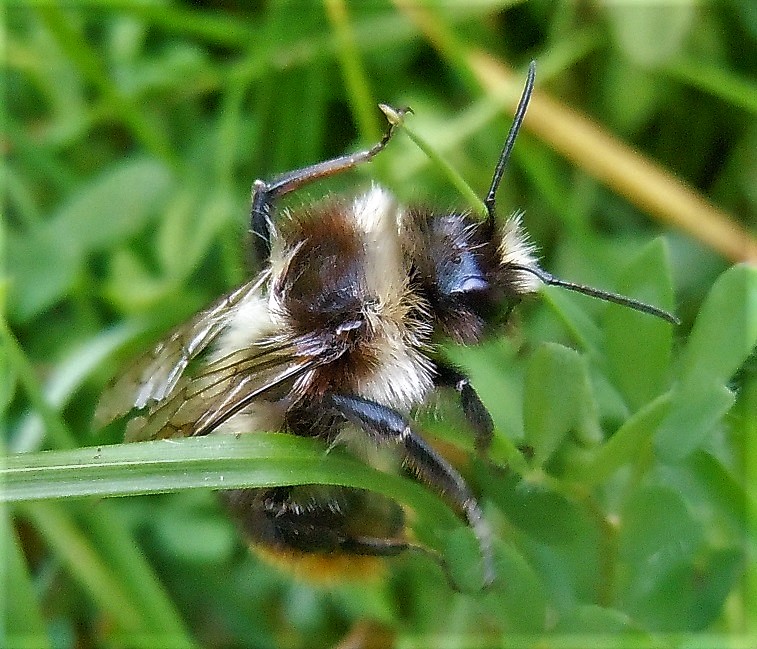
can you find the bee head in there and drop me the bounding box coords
[411,208,524,344]
[409,60,678,337]
[460,61,677,328]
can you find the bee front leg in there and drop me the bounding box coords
[433,361,494,454]
[249,108,405,265]
[328,393,495,587]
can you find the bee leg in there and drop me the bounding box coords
[249,109,405,264]
[328,394,495,587]
[433,361,494,453]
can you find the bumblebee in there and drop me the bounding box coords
[97,63,677,587]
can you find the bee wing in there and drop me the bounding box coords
[95,270,271,428]
[123,339,327,442]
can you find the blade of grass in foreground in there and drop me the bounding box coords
[2,433,459,532]
[2,321,196,646]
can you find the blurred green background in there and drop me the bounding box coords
[4,2,756,648]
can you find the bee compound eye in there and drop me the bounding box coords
[453,276,489,294]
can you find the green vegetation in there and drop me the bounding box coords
[4,2,755,648]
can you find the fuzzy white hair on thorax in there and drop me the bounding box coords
[345,186,434,412]
[211,291,276,360]
[349,186,407,305]
[499,212,542,294]
[350,185,398,234]
[356,341,434,412]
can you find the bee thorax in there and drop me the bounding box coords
[269,188,433,411]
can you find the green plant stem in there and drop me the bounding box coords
[388,108,488,219]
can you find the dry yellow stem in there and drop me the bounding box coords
[467,50,757,264]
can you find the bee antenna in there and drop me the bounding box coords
[484,60,536,233]
[513,264,680,325]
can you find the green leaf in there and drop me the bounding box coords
[656,264,757,461]
[563,391,672,485]
[541,287,604,357]
[689,450,755,536]
[18,501,148,634]
[603,58,661,132]
[491,479,592,547]
[662,59,757,114]
[614,485,747,630]
[523,343,599,466]
[12,323,141,454]
[104,249,177,312]
[482,543,548,634]
[70,498,199,641]
[623,546,744,632]
[7,227,80,323]
[444,337,525,443]
[46,158,174,254]
[156,188,236,279]
[678,264,757,387]
[152,495,237,564]
[479,465,601,605]
[553,604,642,635]
[604,239,675,411]
[332,582,396,627]
[659,382,736,458]
[618,486,702,567]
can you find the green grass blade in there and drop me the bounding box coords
[3,434,458,533]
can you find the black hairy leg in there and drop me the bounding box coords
[433,361,494,454]
[249,109,405,265]
[328,393,495,587]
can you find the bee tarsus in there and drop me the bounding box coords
[249,110,403,264]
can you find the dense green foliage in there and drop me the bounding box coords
[4,2,755,648]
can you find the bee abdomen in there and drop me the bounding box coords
[220,485,409,582]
